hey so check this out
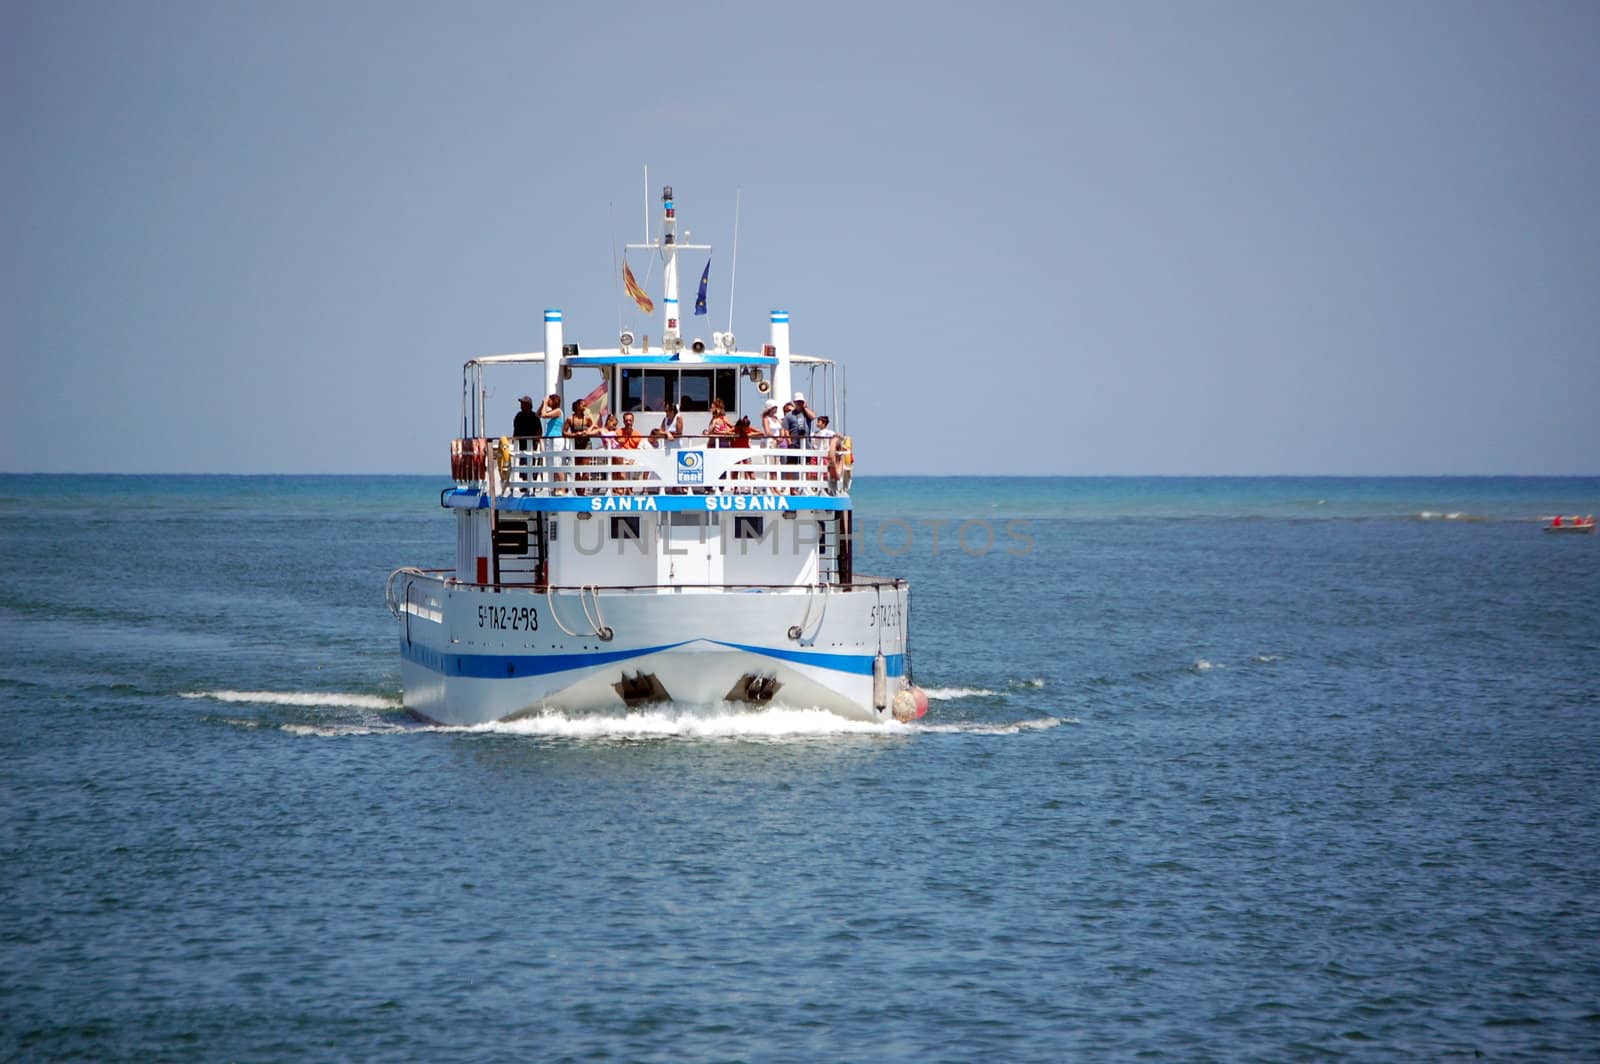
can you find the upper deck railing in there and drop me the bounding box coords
[449,435,850,497]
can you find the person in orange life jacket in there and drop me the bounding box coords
[617,412,643,449]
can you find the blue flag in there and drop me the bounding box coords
[694,259,709,316]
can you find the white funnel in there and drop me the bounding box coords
[770,310,791,409]
[543,309,562,403]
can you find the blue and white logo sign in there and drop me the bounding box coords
[676,450,704,484]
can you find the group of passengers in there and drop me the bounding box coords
[509,389,843,491]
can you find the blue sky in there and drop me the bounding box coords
[4,1,1597,475]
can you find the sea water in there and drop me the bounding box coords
[2,475,1597,1060]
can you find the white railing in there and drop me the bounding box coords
[454,436,849,497]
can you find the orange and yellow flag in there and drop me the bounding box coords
[623,261,654,314]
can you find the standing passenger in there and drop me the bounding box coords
[512,396,541,494]
[658,403,683,447]
[618,411,643,490]
[813,415,840,490]
[707,399,734,448]
[759,397,783,491]
[782,393,814,489]
[540,393,565,488]
[761,397,782,444]
[784,392,814,447]
[618,412,643,448]
[566,399,598,493]
[513,395,541,440]
[539,394,564,442]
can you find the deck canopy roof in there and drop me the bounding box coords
[466,350,830,370]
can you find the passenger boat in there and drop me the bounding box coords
[1543,514,1596,533]
[387,185,925,726]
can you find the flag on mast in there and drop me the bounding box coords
[623,261,654,313]
[694,259,710,316]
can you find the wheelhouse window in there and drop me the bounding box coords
[621,369,677,412]
[620,368,736,413]
[609,516,642,541]
[733,515,766,540]
[677,369,737,412]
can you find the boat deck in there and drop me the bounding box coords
[451,435,848,500]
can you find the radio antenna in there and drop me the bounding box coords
[609,200,622,337]
[726,187,742,338]
[642,165,650,244]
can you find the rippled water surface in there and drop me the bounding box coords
[3,476,1598,1060]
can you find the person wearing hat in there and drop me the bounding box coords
[513,396,541,440]
[780,391,815,490]
[783,390,814,448]
[511,396,541,493]
[761,396,783,449]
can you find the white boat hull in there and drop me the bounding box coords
[394,575,910,726]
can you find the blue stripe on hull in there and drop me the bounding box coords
[401,639,902,680]
[402,640,686,678]
[712,641,904,676]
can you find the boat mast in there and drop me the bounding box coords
[624,184,711,355]
[661,185,681,352]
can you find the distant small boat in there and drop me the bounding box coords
[1543,514,1596,534]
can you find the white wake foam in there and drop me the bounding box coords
[922,678,1045,700]
[183,690,402,711]
[278,722,413,737]
[917,716,1071,734]
[922,687,998,700]
[195,691,1066,741]
[452,706,905,740]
